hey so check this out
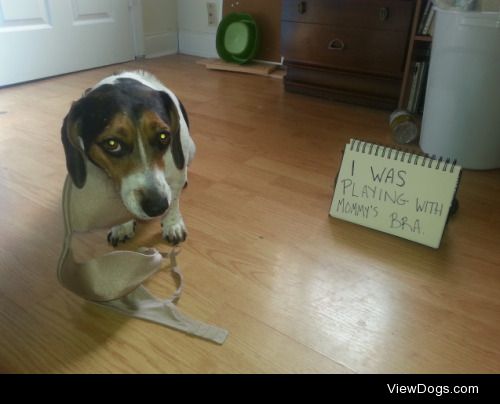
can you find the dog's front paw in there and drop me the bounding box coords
[162,217,187,245]
[107,220,136,247]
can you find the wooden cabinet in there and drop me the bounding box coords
[281,0,416,109]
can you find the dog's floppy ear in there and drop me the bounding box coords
[61,102,87,188]
[159,91,185,171]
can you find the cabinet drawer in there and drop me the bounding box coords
[281,21,408,77]
[284,64,401,109]
[282,0,414,32]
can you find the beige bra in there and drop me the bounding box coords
[57,161,228,344]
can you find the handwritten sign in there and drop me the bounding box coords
[329,139,461,248]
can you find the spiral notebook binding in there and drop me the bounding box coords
[450,159,457,173]
[349,139,458,173]
[428,155,436,168]
[443,158,450,171]
[362,142,368,154]
[436,156,443,170]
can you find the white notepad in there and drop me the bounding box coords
[330,139,462,248]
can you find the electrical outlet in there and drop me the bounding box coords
[207,2,217,27]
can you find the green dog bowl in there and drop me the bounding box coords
[216,13,260,64]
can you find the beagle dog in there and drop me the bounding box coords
[61,71,195,246]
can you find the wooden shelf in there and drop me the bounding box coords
[398,0,433,110]
[414,35,432,42]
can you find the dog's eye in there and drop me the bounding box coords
[101,138,122,154]
[158,132,170,146]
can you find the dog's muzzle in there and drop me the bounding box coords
[120,169,171,220]
[140,190,169,217]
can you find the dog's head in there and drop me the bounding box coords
[61,74,187,220]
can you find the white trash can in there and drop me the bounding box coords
[420,5,500,169]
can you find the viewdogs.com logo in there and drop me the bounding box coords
[387,384,478,397]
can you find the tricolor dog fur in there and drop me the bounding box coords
[61,71,195,246]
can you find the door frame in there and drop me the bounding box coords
[129,0,145,58]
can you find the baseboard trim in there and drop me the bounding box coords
[144,31,178,58]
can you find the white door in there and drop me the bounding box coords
[0,0,136,86]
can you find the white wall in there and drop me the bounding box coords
[177,0,222,58]
[142,0,178,57]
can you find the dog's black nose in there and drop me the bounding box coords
[141,194,169,217]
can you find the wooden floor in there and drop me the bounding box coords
[0,55,499,373]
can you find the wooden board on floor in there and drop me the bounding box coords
[197,58,280,78]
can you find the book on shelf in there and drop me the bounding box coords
[422,7,436,35]
[415,62,429,113]
[406,62,421,112]
[427,14,436,36]
[417,0,433,35]
[406,61,429,114]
